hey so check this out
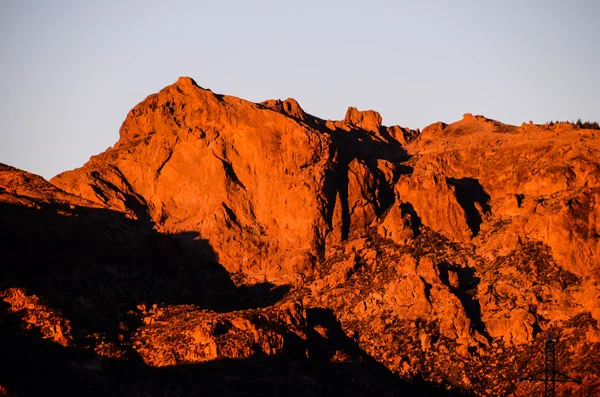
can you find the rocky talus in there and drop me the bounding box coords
[1,77,599,396]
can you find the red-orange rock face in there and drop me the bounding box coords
[2,78,599,397]
[51,77,337,283]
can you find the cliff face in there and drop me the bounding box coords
[1,78,599,396]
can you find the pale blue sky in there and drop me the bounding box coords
[1,0,599,179]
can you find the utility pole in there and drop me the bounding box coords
[518,336,581,397]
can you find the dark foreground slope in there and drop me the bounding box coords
[2,77,600,396]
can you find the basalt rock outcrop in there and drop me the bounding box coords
[1,78,599,396]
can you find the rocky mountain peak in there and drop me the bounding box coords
[261,97,306,120]
[344,107,383,132]
[2,77,599,397]
[174,75,200,88]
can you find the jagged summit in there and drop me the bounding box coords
[261,97,307,120]
[174,75,200,87]
[344,107,383,132]
[2,77,599,396]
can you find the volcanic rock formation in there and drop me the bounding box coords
[1,77,599,396]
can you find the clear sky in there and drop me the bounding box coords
[1,0,599,179]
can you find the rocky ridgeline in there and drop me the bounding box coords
[1,77,599,396]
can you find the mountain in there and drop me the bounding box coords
[1,77,599,396]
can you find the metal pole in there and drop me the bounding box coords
[519,335,581,397]
[551,338,556,397]
[544,337,551,397]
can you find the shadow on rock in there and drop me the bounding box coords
[446,177,491,236]
[0,192,468,396]
[313,118,413,240]
[438,262,490,341]
[0,201,290,353]
[0,300,471,397]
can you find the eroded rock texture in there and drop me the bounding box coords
[1,79,599,396]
